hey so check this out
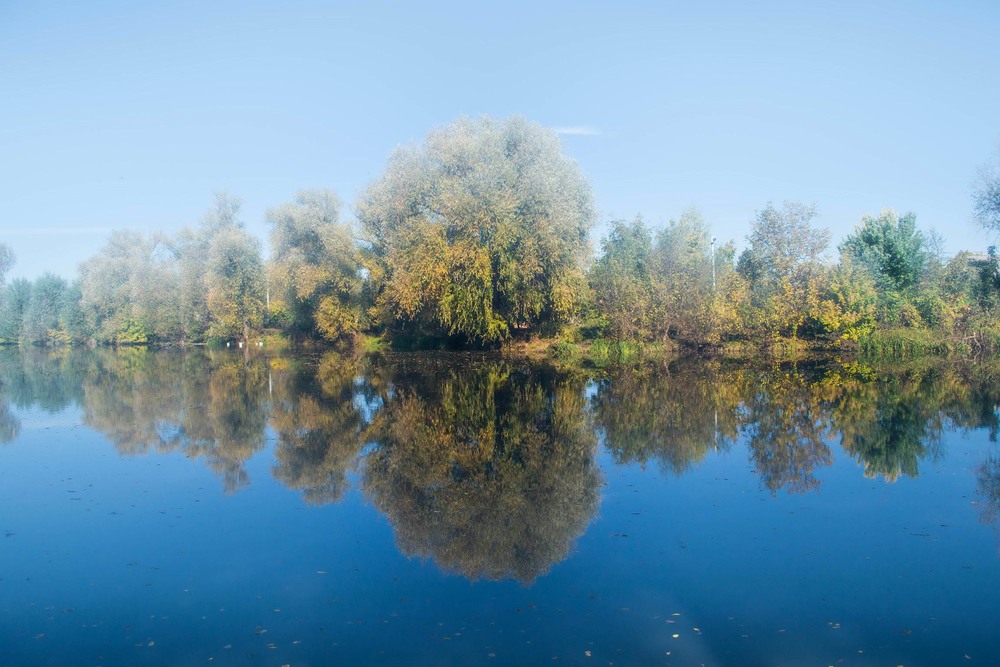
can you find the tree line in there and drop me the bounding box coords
[1,115,999,352]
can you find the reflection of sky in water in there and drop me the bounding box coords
[9,406,83,430]
[1,348,1000,665]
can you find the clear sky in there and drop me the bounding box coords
[2,0,998,280]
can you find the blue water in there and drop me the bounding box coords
[1,349,998,666]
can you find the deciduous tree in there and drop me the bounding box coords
[0,244,14,285]
[358,116,595,343]
[589,217,657,340]
[0,279,30,344]
[973,150,1000,234]
[206,224,265,342]
[737,202,830,339]
[267,189,361,342]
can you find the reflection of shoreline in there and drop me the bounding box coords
[81,348,269,493]
[4,348,1000,564]
[595,359,998,491]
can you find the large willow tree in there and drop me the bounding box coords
[357,116,595,343]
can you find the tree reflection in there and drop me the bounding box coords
[944,363,1000,441]
[81,347,268,492]
[0,350,16,443]
[362,358,600,583]
[741,366,834,494]
[0,387,17,443]
[0,404,16,443]
[592,358,1000,493]
[0,346,88,413]
[827,362,1000,482]
[4,343,1000,534]
[593,359,740,473]
[269,352,368,505]
[594,359,839,494]
[0,346,94,444]
[977,456,1000,527]
[829,368,939,482]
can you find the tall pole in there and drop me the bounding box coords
[711,236,717,291]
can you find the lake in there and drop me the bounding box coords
[1,347,999,666]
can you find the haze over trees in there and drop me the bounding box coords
[0,115,998,355]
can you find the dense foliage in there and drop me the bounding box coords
[1,116,998,355]
[267,189,362,342]
[357,116,594,343]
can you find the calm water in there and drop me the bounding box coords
[1,348,999,666]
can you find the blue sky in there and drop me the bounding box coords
[1,0,998,280]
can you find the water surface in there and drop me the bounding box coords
[1,348,999,665]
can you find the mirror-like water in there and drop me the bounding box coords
[1,348,999,665]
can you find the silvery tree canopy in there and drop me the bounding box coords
[357,116,595,343]
[974,150,1000,235]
